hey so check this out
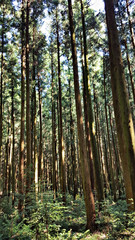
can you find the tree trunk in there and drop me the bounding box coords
[25,0,31,210]
[51,45,58,201]
[104,0,135,210]
[11,77,15,206]
[103,60,116,201]
[18,0,25,214]
[69,77,78,199]
[80,0,104,202]
[56,9,66,203]
[68,0,95,230]
[80,35,94,191]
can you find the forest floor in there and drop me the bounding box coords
[0,192,135,240]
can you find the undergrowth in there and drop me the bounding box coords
[0,192,135,239]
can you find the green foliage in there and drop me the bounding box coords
[96,199,135,240]
[1,194,135,240]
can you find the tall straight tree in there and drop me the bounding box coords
[11,74,15,206]
[51,45,57,200]
[18,0,25,214]
[26,0,31,196]
[56,9,66,203]
[104,0,135,210]
[80,36,94,191]
[80,0,104,202]
[68,0,95,230]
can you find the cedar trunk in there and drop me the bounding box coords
[68,0,95,230]
[104,0,135,210]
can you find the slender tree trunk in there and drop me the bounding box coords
[69,77,78,199]
[18,0,25,214]
[80,36,94,191]
[51,46,58,201]
[38,71,43,197]
[80,0,104,202]
[56,9,66,203]
[25,0,31,210]
[11,77,15,206]
[103,60,116,201]
[68,0,95,230]
[33,86,38,199]
[32,26,38,199]
[3,116,9,197]
[104,0,135,210]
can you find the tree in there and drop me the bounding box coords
[80,0,104,202]
[68,0,95,230]
[25,0,31,208]
[104,0,135,210]
[56,8,66,203]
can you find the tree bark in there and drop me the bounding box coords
[68,0,95,230]
[104,0,135,210]
[80,0,104,202]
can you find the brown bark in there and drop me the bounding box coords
[80,0,104,202]
[68,0,95,230]
[103,60,116,201]
[104,0,135,210]
[69,77,78,199]
[80,35,94,191]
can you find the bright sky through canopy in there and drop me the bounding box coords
[40,0,105,38]
[90,0,104,12]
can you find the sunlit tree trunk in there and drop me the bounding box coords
[56,9,66,203]
[38,71,43,196]
[104,0,135,210]
[33,86,38,200]
[68,0,95,230]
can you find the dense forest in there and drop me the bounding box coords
[0,0,135,239]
